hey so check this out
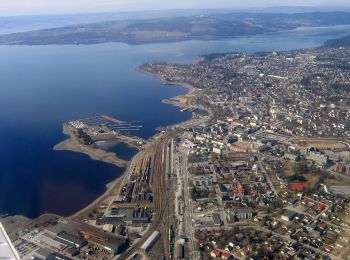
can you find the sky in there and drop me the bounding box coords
[0,0,349,16]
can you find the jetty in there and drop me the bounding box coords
[67,115,147,145]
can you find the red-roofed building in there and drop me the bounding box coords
[210,249,221,258]
[231,180,245,198]
[222,251,233,259]
[318,222,327,230]
[335,163,344,173]
[317,203,326,212]
[325,245,333,252]
[234,184,244,194]
[290,182,310,191]
[230,144,248,153]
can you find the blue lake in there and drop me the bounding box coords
[0,25,349,218]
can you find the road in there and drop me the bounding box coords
[179,146,198,259]
[257,155,278,196]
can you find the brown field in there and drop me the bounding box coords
[323,178,347,186]
[283,161,345,187]
[298,140,348,149]
[302,173,321,187]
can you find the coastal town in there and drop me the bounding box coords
[3,45,350,260]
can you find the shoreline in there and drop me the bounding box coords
[139,68,204,108]
[53,124,129,168]
[2,24,350,47]
[5,65,209,223]
[142,69,212,119]
[69,68,210,220]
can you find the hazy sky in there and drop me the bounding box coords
[0,0,349,16]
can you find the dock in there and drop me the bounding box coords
[66,115,148,147]
[180,107,198,112]
[69,115,143,134]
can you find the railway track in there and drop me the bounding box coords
[118,135,176,260]
[119,91,216,259]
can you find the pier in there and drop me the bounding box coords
[69,115,144,134]
[180,107,198,113]
[67,115,147,146]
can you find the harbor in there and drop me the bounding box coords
[68,115,145,138]
[54,115,148,168]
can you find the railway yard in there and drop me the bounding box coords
[4,46,350,260]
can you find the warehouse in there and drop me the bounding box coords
[141,231,160,252]
[88,236,127,255]
[56,231,87,248]
[176,243,185,259]
[281,210,298,222]
[35,232,67,251]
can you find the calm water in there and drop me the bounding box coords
[107,143,139,161]
[96,141,139,161]
[0,25,349,218]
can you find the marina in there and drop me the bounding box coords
[69,115,143,134]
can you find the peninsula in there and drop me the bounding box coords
[54,115,146,168]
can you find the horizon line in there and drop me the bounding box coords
[1,5,350,18]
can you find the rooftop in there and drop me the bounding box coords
[0,222,19,260]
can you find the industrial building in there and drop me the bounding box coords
[141,231,160,252]
[227,208,253,222]
[56,231,87,248]
[192,174,216,187]
[281,210,298,222]
[176,243,185,259]
[212,213,222,226]
[0,222,20,260]
[97,207,151,226]
[35,231,67,251]
[88,236,127,255]
[32,248,72,260]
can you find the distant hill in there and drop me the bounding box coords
[0,10,238,35]
[1,11,350,45]
[324,35,350,47]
